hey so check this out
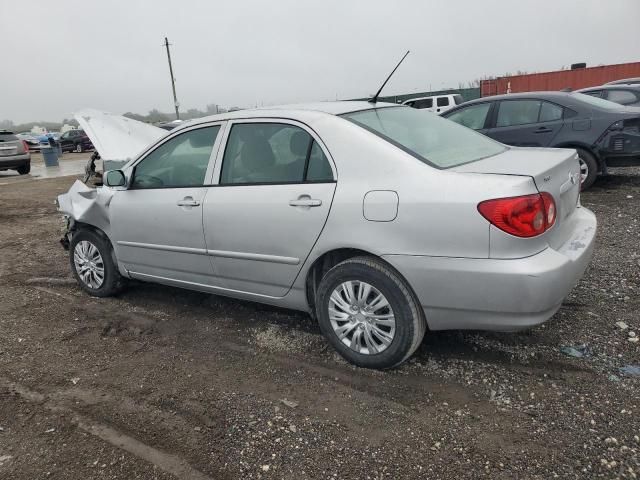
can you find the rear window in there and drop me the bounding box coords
[341,106,506,169]
[453,94,465,105]
[0,132,18,141]
[571,93,624,110]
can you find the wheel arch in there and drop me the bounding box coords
[552,142,603,170]
[304,247,420,319]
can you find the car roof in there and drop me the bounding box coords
[180,101,400,128]
[605,77,640,85]
[578,84,640,92]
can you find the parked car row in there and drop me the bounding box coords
[403,78,640,189]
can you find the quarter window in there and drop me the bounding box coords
[220,123,333,185]
[496,100,541,127]
[539,101,563,122]
[131,126,219,189]
[445,103,491,130]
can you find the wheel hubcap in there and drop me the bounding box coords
[578,158,588,184]
[73,240,105,289]
[328,281,396,355]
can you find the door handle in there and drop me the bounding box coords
[289,198,322,207]
[177,197,200,207]
[534,127,553,133]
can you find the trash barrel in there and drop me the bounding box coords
[41,146,59,167]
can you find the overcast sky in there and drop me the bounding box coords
[2,0,639,123]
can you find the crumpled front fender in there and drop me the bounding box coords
[57,180,115,238]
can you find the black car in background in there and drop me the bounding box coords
[59,129,94,153]
[442,92,640,188]
[577,85,640,107]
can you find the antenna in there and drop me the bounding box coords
[369,50,410,103]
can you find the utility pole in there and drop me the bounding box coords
[163,37,180,120]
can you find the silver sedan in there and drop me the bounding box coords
[58,102,596,369]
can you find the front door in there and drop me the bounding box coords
[487,99,564,147]
[203,120,336,297]
[110,124,223,286]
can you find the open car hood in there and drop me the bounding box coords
[74,108,167,165]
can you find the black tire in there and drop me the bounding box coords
[315,256,426,369]
[575,148,598,190]
[69,229,125,297]
[16,163,30,175]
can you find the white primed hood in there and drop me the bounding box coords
[74,109,166,163]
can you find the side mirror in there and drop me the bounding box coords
[104,169,126,187]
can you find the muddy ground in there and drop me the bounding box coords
[0,168,639,479]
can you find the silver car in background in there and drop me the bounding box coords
[58,102,596,369]
[0,130,31,175]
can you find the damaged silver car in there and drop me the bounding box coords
[58,102,597,369]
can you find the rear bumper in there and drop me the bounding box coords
[383,206,597,331]
[0,154,31,170]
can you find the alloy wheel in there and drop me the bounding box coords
[73,240,105,289]
[578,157,589,184]
[328,280,396,355]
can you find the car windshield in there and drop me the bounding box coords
[341,106,506,168]
[571,93,624,110]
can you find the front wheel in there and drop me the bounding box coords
[315,257,426,369]
[69,229,124,297]
[75,143,83,153]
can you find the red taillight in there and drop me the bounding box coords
[478,193,556,238]
[22,140,29,153]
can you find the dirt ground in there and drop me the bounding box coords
[0,167,639,479]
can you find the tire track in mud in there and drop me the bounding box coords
[0,378,217,480]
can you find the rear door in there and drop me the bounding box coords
[434,96,450,114]
[487,99,564,147]
[202,119,336,297]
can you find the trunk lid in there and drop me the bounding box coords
[453,146,581,249]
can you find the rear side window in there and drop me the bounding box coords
[220,123,333,185]
[437,97,450,107]
[496,100,541,127]
[445,103,491,130]
[607,89,639,105]
[0,132,18,141]
[539,101,563,122]
[414,98,433,109]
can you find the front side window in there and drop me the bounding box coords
[437,97,450,107]
[220,123,333,184]
[446,103,491,130]
[414,99,433,109]
[132,126,219,189]
[496,100,541,127]
[607,89,638,105]
[342,106,506,169]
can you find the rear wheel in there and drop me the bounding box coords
[316,256,426,369]
[16,163,30,175]
[575,148,598,190]
[69,229,124,297]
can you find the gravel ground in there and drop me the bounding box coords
[0,168,639,479]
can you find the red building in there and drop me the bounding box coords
[480,61,640,97]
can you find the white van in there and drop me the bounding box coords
[403,94,465,114]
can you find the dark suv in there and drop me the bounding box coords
[0,130,31,175]
[442,91,640,189]
[59,130,94,153]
